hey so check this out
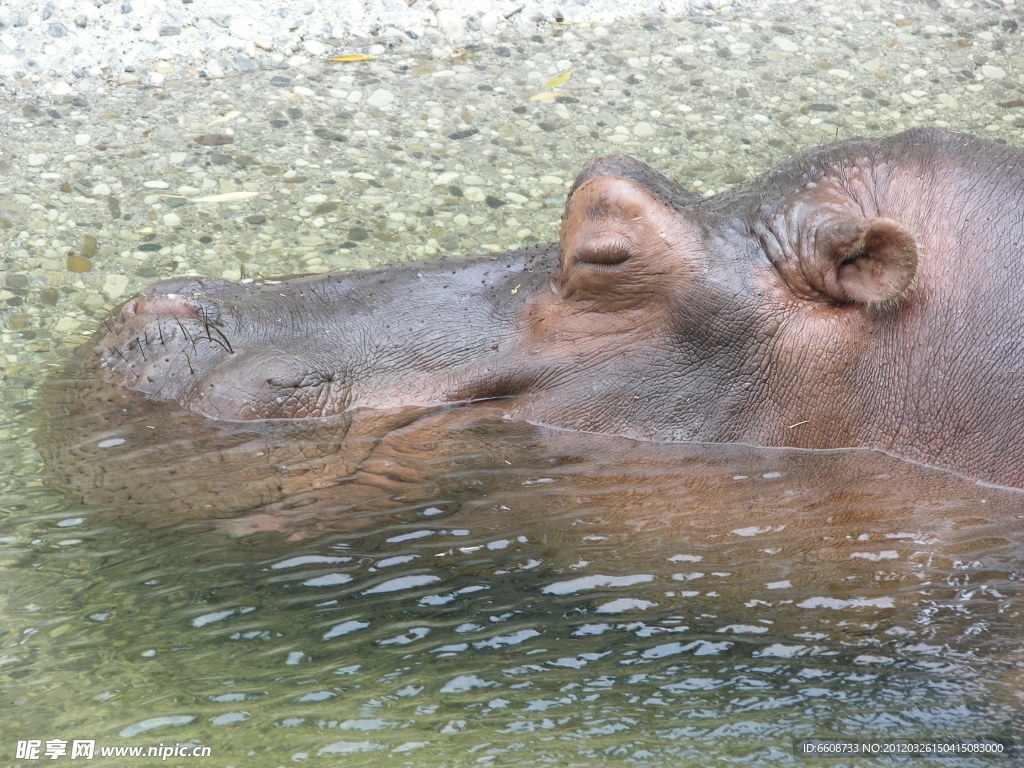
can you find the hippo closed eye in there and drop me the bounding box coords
[84,128,1024,490]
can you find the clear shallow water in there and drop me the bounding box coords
[3,1,1024,766]
[11,383,1024,767]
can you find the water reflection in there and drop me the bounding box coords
[9,366,1021,765]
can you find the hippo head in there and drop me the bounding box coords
[90,129,1024,488]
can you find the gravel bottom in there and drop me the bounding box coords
[1,0,1023,408]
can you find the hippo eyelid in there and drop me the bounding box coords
[575,237,635,266]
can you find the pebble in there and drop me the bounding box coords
[981,65,1006,80]
[367,89,395,107]
[27,153,48,167]
[74,133,91,146]
[773,36,799,52]
[143,180,170,189]
[633,121,655,137]
[304,40,327,56]
[194,134,234,145]
[66,255,92,273]
[92,183,112,196]
[163,212,181,226]
[101,275,131,300]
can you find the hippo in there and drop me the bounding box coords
[71,128,1024,492]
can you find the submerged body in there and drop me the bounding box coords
[81,128,1024,489]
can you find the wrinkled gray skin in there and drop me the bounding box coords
[91,128,1024,489]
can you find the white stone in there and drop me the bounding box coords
[304,39,327,56]
[74,133,91,146]
[478,11,500,33]
[92,182,111,196]
[367,88,395,107]
[101,274,131,300]
[163,212,181,226]
[633,121,655,137]
[981,64,1006,80]
[435,9,463,38]
[27,153,47,167]
[773,36,799,53]
[143,180,170,189]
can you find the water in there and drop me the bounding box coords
[13,381,1024,766]
[3,2,1024,766]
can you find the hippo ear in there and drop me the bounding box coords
[814,217,918,306]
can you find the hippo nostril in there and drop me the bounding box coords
[132,295,202,320]
[127,293,231,353]
[130,274,237,318]
[140,274,235,296]
[132,292,225,329]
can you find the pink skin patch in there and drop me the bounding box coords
[131,294,201,319]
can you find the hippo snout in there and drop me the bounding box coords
[136,274,237,297]
[128,274,237,323]
[94,275,244,411]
